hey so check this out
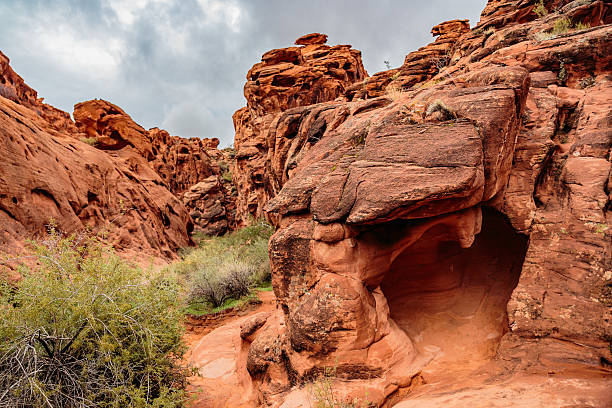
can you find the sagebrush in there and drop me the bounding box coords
[173,219,273,314]
[0,229,189,408]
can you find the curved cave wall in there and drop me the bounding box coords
[380,208,528,369]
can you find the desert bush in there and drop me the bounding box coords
[551,17,572,35]
[534,17,590,42]
[426,100,456,120]
[217,161,233,184]
[385,83,404,101]
[574,20,590,30]
[189,260,254,308]
[308,366,373,408]
[174,219,273,314]
[433,55,449,71]
[0,230,189,408]
[557,60,568,84]
[221,170,233,183]
[579,76,596,89]
[80,137,98,146]
[533,0,548,18]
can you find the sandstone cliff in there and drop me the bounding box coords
[72,100,236,236]
[232,34,367,226]
[0,54,235,260]
[229,0,612,406]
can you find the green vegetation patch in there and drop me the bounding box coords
[80,136,98,146]
[0,229,189,407]
[171,219,274,315]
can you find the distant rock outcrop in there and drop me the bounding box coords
[232,34,367,225]
[73,100,236,236]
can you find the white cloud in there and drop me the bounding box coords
[108,0,173,25]
[196,0,243,32]
[33,26,123,80]
[9,4,126,81]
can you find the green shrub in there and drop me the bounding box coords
[174,219,273,315]
[551,17,572,35]
[217,161,233,184]
[557,60,568,84]
[190,260,254,308]
[221,170,233,183]
[574,20,590,30]
[80,137,98,146]
[533,0,548,18]
[0,231,189,407]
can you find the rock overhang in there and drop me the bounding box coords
[265,66,529,228]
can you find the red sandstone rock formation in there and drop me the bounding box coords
[232,35,367,225]
[228,0,612,406]
[0,95,192,260]
[0,56,235,260]
[182,176,231,236]
[72,100,236,235]
[346,19,471,100]
[295,33,328,46]
[74,99,155,159]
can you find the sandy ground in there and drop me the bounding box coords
[184,290,275,408]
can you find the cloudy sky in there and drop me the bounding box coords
[0,0,485,146]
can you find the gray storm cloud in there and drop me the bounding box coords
[0,0,486,147]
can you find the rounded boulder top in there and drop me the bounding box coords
[295,33,328,45]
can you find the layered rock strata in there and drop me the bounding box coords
[232,34,367,225]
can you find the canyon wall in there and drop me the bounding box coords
[0,53,235,260]
[231,0,612,406]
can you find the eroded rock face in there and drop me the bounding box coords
[0,56,235,260]
[74,99,155,159]
[232,35,367,225]
[295,33,328,46]
[232,1,612,406]
[0,96,192,260]
[73,100,236,235]
[182,176,230,236]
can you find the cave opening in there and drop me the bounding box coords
[379,208,528,370]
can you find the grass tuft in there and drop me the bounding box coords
[533,0,548,18]
[426,100,456,121]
